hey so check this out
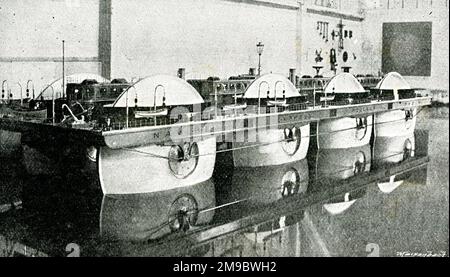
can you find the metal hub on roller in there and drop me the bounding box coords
[168,142,199,178]
[280,168,302,197]
[403,139,413,160]
[355,117,368,140]
[86,146,98,162]
[168,194,198,233]
[281,127,301,156]
[353,151,366,175]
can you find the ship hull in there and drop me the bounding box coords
[98,136,216,194]
[317,116,373,149]
[232,124,310,167]
[374,109,416,138]
[21,134,216,195]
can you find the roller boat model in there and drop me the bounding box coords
[22,74,217,195]
[190,73,311,167]
[207,74,311,167]
[372,72,417,137]
[315,73,373,149]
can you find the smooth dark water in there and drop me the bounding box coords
[0,106,448,257]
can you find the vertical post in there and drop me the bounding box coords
[313,82,316,108]
[51,86,55,125]
[99,0,112,79]
[126,89,129,129]
[258,53,262,76]
[256,42,264,76]
[18,82,23,106]
[234,83,237,116]
[62,40,65,99]
[289,68,296,84]
[214,84,218,118]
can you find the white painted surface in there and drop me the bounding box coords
[0,0,101,97]
[318,116,373,149]
[233,123,310,167]
[98,136,216,194]
[110,0,298,79]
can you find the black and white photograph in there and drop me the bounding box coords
[0,0,448,262]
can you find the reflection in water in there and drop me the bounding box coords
[313,144,371,181]
[212,159,309,257]
[215,159,309,210]
[374,134,415,167]
[100,180,216,241]
[374,132,416,194]
[308,144,371,216]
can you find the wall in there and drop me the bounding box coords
[0,0,101,98]
[110,0,299,80]
[298,2,369,77]
[360,0,449,91]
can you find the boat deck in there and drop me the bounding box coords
[0,96,432,149]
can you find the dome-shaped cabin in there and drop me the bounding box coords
[242,73,306,111]
[232,74,311,167]
[317,73,373,149]
[373,72,417,138]
[113,75,204,108]
[373,72,415,100]
[105,75,204,126]
[320,73,369,105]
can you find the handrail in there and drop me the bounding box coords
[17,82,23,106]
[46,84,56,124]
[61,103,85,124]
[274,80,286,103]
[1,80,7,102]
[258,81,270,114]
[26,80,35,99]
[125,85,138,129]
[154,84,166,111]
